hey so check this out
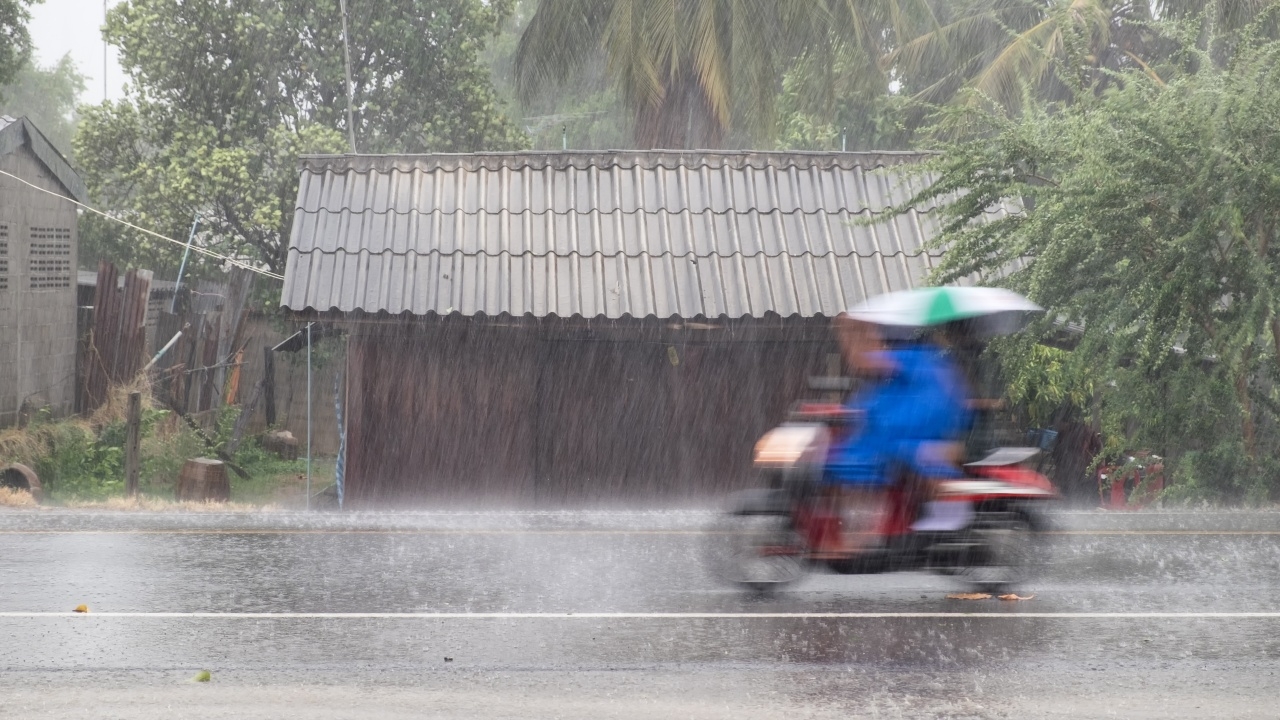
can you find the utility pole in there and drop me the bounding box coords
[338,0,357,153]
[103,0,108,102]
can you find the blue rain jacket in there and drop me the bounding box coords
[826,343,973,487]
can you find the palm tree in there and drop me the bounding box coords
[515,0,933,149]
[888,0,1277,115]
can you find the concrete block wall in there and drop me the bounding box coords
[0,145,79,427]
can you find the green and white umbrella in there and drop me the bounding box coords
[846,286,1042,337]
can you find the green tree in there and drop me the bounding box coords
[0,0,35,92]
[774,48,917,151]
[75,0,527,276]
[515,0,932,149]
[902,26,1280,502]
[0,54,86,156]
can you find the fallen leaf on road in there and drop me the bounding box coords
[946,593,992,600]
[998,594,1035,601]
[73,604,88,613]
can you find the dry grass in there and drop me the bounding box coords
[59,495,278,512]
[85,374,156,428]
[0,374,150,468]
[0,426,45,462]
[0,487,39,508]
[0,418,94,467]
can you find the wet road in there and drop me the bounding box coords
[1,509,1278,719]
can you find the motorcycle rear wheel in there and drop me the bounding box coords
[704,513,807,592]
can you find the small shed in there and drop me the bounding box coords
[281,151,1007,505]
[0,116,88,426]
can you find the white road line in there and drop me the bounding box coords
[1,612,1278,619]
[0,530,714,535]
[0,529,1278,536]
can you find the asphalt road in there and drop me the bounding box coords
[1,508,1278,719]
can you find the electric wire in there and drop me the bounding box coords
[0,169,284,281]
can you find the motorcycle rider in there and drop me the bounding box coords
[822,314,974,553]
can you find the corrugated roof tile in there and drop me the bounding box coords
[282,151,1010,318]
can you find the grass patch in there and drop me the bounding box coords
[214,444,337,508]
[58,496,273,512]
[3,382,338,509]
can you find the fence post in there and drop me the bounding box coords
[125,392,142,497]
[305,322,313,511]
[263,345,276,427]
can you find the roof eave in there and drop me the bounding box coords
[0,116,90,204]
[295,149,940,174]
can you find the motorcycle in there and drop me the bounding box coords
[706,396,1058,593]
[706,286,1058,594]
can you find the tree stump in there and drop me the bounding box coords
[176,458,231,502]
[261,430,300,461]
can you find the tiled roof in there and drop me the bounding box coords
[281,151,1013,319]
[0,115,89,203]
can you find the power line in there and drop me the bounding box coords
[0,169,284,281]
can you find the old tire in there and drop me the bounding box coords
[0,463,42,503]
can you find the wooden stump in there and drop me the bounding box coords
[176,458,231,502]
[262,430,300,461]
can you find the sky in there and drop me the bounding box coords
[28,0,126,103]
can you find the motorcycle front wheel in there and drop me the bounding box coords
[703,512,807,593]
[958,509,1044,592]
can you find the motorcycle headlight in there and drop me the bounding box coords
[753,425,825,468]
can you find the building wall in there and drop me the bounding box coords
[346,321,539,505]
[344,318,835,506]
[0,145,78,426]
[235,315,342,455]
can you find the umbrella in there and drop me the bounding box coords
[845,286,1043,337]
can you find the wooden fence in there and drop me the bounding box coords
[81,261,153,411]
[75,262,339,454]
[150,267,255,418]
[78,262,254,423]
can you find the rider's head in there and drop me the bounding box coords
[833,314,892,377]
[930,319,984,350]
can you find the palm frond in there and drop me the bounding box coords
[646,0,679,82]
[605,0,665,112]
[514,0,611,105]
[689,0,729,128]
[972,15,1061,106]
[887,10,1006,83]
